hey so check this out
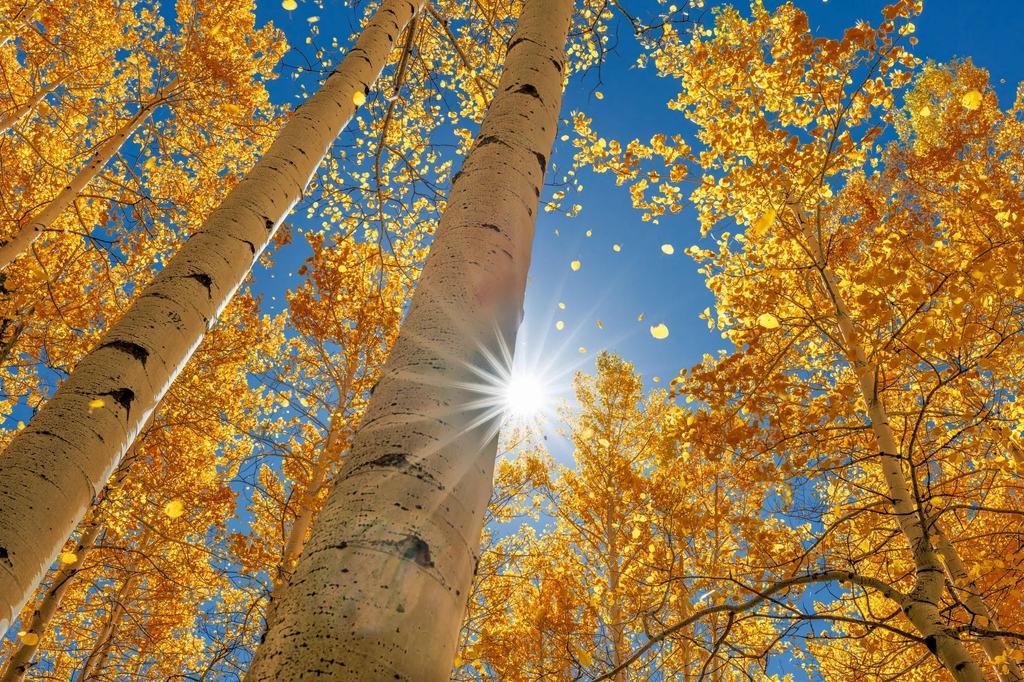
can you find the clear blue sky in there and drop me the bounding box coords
[249,0,1024,441]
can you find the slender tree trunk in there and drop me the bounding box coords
[790,206,987,682]
[0,433,144,682]
[77,571,136,682]
[0,520,102,682]
[244,0,571,679]
[0,0,421,637]
[934,525,1023,682]
[0,78,61,135]
[0,82,175,271]
[606,498,626,682]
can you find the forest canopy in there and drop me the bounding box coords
[0,0,1022,680]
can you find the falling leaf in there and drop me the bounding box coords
[653,377,661,382]
[750,209,777,237]
[20,632,38,646]
[961,90,983,110]
[352,90,366,106]
[650,323,669,339]
[307,15,319,21]
[758,313,780,329]
[164,500,185,519]
[88,398,105,411]
[638,313,644,322]
[578,347,586,353]
[281,0,297,9]
[586,230,592,237]
[558,302,565,309]
[661,244,674,255]
[599,438,610,447]
[560,134,569,141]
[556,321,564,330]
[597,320,603,329]
[570,260,581,271]
[613,244,621,251]
[59,552,77,564]
[595,91,604,100]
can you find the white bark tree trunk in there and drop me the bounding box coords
[0,81,175,270]
[0,426,145,682]
[243,0,572,679]
[790,206,988,682]
[0,0,422,637]
[0,78,61,135]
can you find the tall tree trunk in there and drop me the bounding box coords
[605,497,626,682]
[0,78,61,135]
[934,525,1023,682]
[244,0,571,679]
[789,206,988,682]
[0,429,144,682]
[0,81,175,270]
[76,571,137,682]
[0,0,421,637]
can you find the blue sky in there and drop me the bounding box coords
[247,0,1024,446]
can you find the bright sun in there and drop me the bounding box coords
[504,372,547,417]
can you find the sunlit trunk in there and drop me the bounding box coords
[0,0,421,637]
[0,80,175,270]
[790,206,987,682]
[244,0,572,678]
[0,78,61,135]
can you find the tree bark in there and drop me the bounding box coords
[0,0,421,637]
[0,431,144,682]
[243,0,572,679]
[0,81,174,270]
[790,205,988,682]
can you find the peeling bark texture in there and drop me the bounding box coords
[243,0,572,679]
[790,206,988,682]
[0,0,422,637]
[0,81,176,271]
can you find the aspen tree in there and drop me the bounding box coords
[244,0,572,678]
[0,0,424,635]
[0,82,179,270]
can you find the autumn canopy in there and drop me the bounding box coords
[0,0,1023,680]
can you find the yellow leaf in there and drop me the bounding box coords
[661,244,674,254]
[599,438,611,447]
[570,260,581,271]
[750,209,776,237]
[613,244,621,251]
[143,157,157,170]
[758,313,780,329]
[352,90,366,106]
[597,319,603,329]
[578,347,586,353]
[579,649,593,667]
[21,632,38,646]
[164,500,185,519]
[650,323,669,339]
[558,302,565,309]
[919,105,932,117]
[556,321,564,330]
[637,313,644,322]
[595,91,604,100]
[586,230,592,237]
[88,398,105,411]
[281,0,297,9]
[59,552,77,564]
[962,90,983,110]
[454,655,463,667]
